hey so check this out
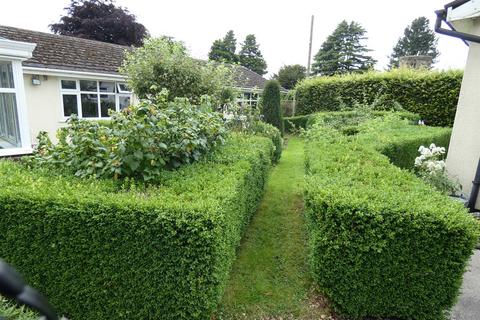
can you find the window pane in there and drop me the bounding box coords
[61,80,77,90]
[117,83,131,93]
[0,62,14,89]
[100,94,115,117]
[80,80,97,92]
[0,93,20,148]
[63,95,78,117]
[118,95,131,110]
[81,94,98,117]
[99,81,115,93]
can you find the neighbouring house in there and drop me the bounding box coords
[0,25,270,157]
[436,0,480,210]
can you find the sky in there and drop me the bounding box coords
[0,0,470,77]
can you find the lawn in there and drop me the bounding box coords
[217,136,332,319]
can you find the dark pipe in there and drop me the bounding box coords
[434,9,480,45]
[467,158,480,212]
[445,0,472,10]
[0,259,58,320]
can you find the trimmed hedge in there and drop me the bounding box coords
[0,134,274,320]
[296,69,463,127]
[284,111,419,134]
[305,116,479,319]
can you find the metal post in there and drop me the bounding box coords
[307,15,314,77]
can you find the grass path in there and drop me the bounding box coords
[217,136,330,319]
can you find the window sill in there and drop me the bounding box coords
[0,147,33,157]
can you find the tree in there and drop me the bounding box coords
[312,21,376,76]
[261,80,283,135]
[388,17,439,69]
[50,0,148,46]
[208,30,238,63]
[121,37,234,104]
[273,64,307,89]
[239,34,268,75]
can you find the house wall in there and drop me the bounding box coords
[23,74,65,144]
[22,72,138,145]
[446,19,480,208]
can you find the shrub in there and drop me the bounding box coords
[304,117,479,319]
[353,114,452,169]
[261,80,284,135]
[27,91,226,181]
[0,134,274,320]
[295,69,463,127]
[284,114,311,133]
[121,37,234,104]
[248,121,282,163]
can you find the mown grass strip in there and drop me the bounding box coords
[217,136,330,319]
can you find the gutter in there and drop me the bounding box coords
[435,0,480,45]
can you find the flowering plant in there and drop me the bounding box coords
[414,143,461,195]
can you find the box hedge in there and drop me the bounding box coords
[295,69,463,127]
[304,117,479,319]
[0,134,274,320]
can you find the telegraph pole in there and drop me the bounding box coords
[307,15,314,77]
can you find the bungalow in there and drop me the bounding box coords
[0,25,269,157]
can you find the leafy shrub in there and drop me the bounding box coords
[247,121,282,163]
[353,114,451,169]
[284,110,419,134]
[261,80,284,135]
[121,37,234,104]
[295,69,463,127]
[304,118,479,319]
[0,134,274,320]
[27,91,226,181]
[284,114,311,133]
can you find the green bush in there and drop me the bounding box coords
[248,121,282,163]
[0,297,37,320]
[304,117,479,319]
[261,80,284,135]
[284,114,311,133]
[0,134,274,320]
[121,37,233,104]
[354,115,451,169]
[27,92,226,181]
[296,69,463,127]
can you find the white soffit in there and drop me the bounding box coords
[0,38,36,60]
[448,0,480,22]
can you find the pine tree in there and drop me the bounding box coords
[261,80,283,135]
[239,34,268,75]
[388,17,439,69]
[208,30,237,63]
[312,20,376,76]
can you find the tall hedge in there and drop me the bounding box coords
[261,80,284,135]
[304,115,479,319]
[295,69,463,127]
[0,134,274,320]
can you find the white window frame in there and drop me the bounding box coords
[59,79,132,120]
[0,60,33,156]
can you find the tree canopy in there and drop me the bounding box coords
[239,34,268,75]
[261,80,283,135]
[208,30,238,63]
[312,20,376,76]
[50,0,148,46]
[273,64,306,89]
[388,17,439,69]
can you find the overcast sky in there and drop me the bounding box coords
[1,0,470,76]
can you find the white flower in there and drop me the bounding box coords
[415,157,423,166]
[418,146,426,152]
[429,143,437,149]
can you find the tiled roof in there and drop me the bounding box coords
[0,25,128,75]
[0,25,270,90]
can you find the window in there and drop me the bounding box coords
[60,79,133,119]
[236,91,260,108]
[0,61,21,149]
